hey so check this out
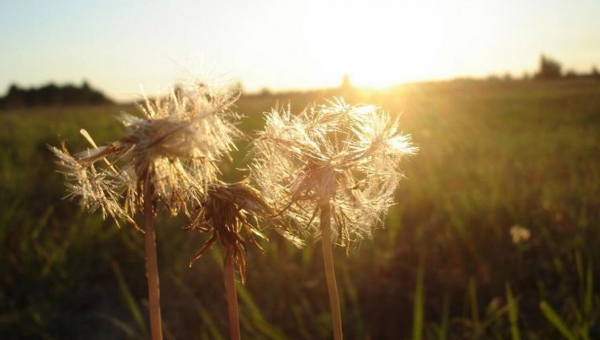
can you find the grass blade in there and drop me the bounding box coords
[540,301,577,340]
[469,277,480,332]
[584,258,593,317]
[505,283,521,340]
[412,253,425,340]
[199,309,226,340]
[236,283,286,340]
[110,259,147,336]
[438,292,450,340]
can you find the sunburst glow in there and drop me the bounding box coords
[301,1,452,88]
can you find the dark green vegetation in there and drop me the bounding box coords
[0,81,112,110]
[1,79,599,339]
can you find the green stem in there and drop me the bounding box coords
[224,249,241,340]
[144,185,163,340]
[320,202,343,340]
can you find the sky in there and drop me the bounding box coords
[1,0,599,102]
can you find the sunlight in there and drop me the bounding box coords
[301,0,452,88]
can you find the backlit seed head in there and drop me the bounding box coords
[51,83,242,227]
[251,99,417,247]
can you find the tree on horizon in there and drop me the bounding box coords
[534,54,562,79]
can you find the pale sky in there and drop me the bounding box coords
[1,0,599,101]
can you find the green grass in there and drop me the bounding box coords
[1,79,599,339]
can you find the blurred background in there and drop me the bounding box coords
[1,0,599,339]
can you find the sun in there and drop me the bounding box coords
[301,0,452,89]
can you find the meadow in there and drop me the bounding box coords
[1,78,599,339]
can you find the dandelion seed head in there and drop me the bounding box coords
[510,225,531,244]
[251,98,416,246]
[51,82,242,226]
[187,181,278,283]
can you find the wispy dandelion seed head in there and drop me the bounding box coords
[251,98,417,247]
[51,83,242,226]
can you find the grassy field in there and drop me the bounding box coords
[1,78,599,339]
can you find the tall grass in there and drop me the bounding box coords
[1,79,600,338]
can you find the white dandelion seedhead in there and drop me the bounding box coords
[510,225,531,244]
[251,98,417,246]
[51,82,243,226]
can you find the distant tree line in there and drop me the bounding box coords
[0,81,112,110]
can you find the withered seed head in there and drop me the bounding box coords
[186,181,282,284]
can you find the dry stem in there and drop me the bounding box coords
[321,202,343,340]
[224,248,241,340]
[144,184,163,340]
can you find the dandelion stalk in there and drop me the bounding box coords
[224,248,241,340]
[144,181,163,340]
[320,201,343,340]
